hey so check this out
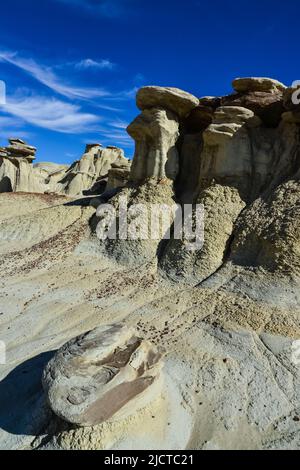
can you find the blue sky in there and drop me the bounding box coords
[0,0,299,164]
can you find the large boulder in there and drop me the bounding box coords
[136,86,199,118]
[232,77,286,94]
[42,324,163,427]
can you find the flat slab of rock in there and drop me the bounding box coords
[42,324,163,427]
[136,86,199,118]
[214,106,256,124]
[233,77,286,94]
[203,106,260,144]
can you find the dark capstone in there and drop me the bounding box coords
[221,91,284,128]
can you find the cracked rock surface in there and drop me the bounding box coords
[42,324,163,427]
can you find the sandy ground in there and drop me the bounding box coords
[0,193,299,450]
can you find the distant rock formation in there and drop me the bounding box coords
[33,162,69,194]
[0,140,131,196]
[43,324,163,427]
[53,144,131,196]
[0,138,40,192]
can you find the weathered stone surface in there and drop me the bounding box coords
[221,91,284,127]
[184,105,214,133]
[136,86,199,118]
[56,145,129,196]
[233,77,286,94]
[42,324,163,426]
[1,77,300,451]
[282,111,300,123]
[160,184,245,285]
[85,143,103,152]
[107,164,131,190]
[102,179,176,266]
[203,106,259,144]
[0,138,41,193]
[128,107,180,182]
[0,140,129,196]
[9,138,26,145]
[230,177,300,277]
[1,138,37,160]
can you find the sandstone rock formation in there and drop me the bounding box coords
[98,77,300,288]
[128,87,199,184]
[42,324,163,426]
[128,108,180,182]
[0,138,40,192]
[232,77,286,93]
[52,144,130,196]
[106,161,131,190]
[136,86,199,118]
[0,140,130,196]
[33,162,69,194]
[1,76,300,451]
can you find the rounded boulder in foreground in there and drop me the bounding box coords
[42,323,163,427]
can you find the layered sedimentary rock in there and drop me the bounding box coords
[128,87,199,184]
[106,161,131,190]
[2,77,300,451]
[128,107,180,182]
[97,77,300,286]
[0,138,40,192]
[43,324,163,426]
[100,87,200,265]
[33,162,69,194]
[160,80,300,284]
[232,77,286,94]
[0,140,130,196]
[56,144,130,196]
[136,86,199,118]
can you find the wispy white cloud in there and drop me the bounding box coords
[0,51,110,100]
[108,119,129,129]
[100,129,133,144]
[74,58,115,70]
[0,116,34,141]
[1,91,101,134]
[0,50,138,106]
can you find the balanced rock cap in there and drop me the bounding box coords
[232,77,286,94]
[9,138,26,145]
[136,86,199,118]
[85,143,103,152]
